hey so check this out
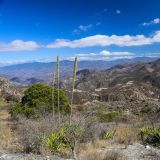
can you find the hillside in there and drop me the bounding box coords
[64,59,160,104]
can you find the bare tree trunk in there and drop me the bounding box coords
[57,56,61,125]
[70,57,78,124]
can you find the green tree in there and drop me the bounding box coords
[11,84,70,118]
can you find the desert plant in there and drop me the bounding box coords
[147,129,160,147]
[104,130,115,139]
[43,123,84,158]
[140,126,160,147]
[70,57,78,123]
[57,56,61,124]
[44,127,70,154]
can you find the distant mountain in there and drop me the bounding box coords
[64,59,160,104]
[0,57,158,85]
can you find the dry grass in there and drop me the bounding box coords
[0,107,18,151]
[78,142,124,160]
[78,148,105,160]
[114,125,139,147]
[0,100,7,107]
[92,139,111,148]
[78,139,125,160]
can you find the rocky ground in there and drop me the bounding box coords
[0,152,68,160]
[0,144,160,160]
[102,144,160,160]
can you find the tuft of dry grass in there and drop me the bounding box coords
[78,140,125,160]
[114,125,139,147]
[78,147,105,160]
[78,147,124,160]
[92,139,111,149]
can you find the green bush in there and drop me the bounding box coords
[140,126,160,148]
[10,104,38,118]
[97,109,124,122]
[10,84,70,118]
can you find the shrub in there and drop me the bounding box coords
[10,84,70,118]
[10,104,38,118]
[97,109,124,122]
[140,126,160,147]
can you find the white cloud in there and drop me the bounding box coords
[47,30,160,48]
[0,60,32,66]
[73,22,101,34]
[76,53,97,57]
[99,50,133,56]
[141,18,160,26]
[73,24,93,34]
[116,10,121,14]
[79,24,92,31]
[0,40,40,52]
[70,50,134,61]
[68,55,134,61]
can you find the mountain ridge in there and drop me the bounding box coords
[0,57,158,85]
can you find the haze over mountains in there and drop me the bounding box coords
[0,56,158,85]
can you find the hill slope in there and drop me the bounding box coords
[64,59,160,104]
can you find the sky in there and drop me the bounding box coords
[0,0,160,65]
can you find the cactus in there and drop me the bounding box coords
[70,57,78,123]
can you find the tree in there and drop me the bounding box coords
[11,84,70,118]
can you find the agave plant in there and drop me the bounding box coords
[146,128,160,147]
[140,126,152,142]
[104,130,115,139]
[140,126,160,147]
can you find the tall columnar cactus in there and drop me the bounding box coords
[70,57,78,123]
[52,71,55,119]
[57,56,61,124]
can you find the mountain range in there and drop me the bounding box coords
[0,57,158,85]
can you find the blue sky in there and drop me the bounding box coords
[0,0,160,65]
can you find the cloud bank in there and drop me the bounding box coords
[47,31,160,48]
[0,40,40,52]
[69,50,134,61]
